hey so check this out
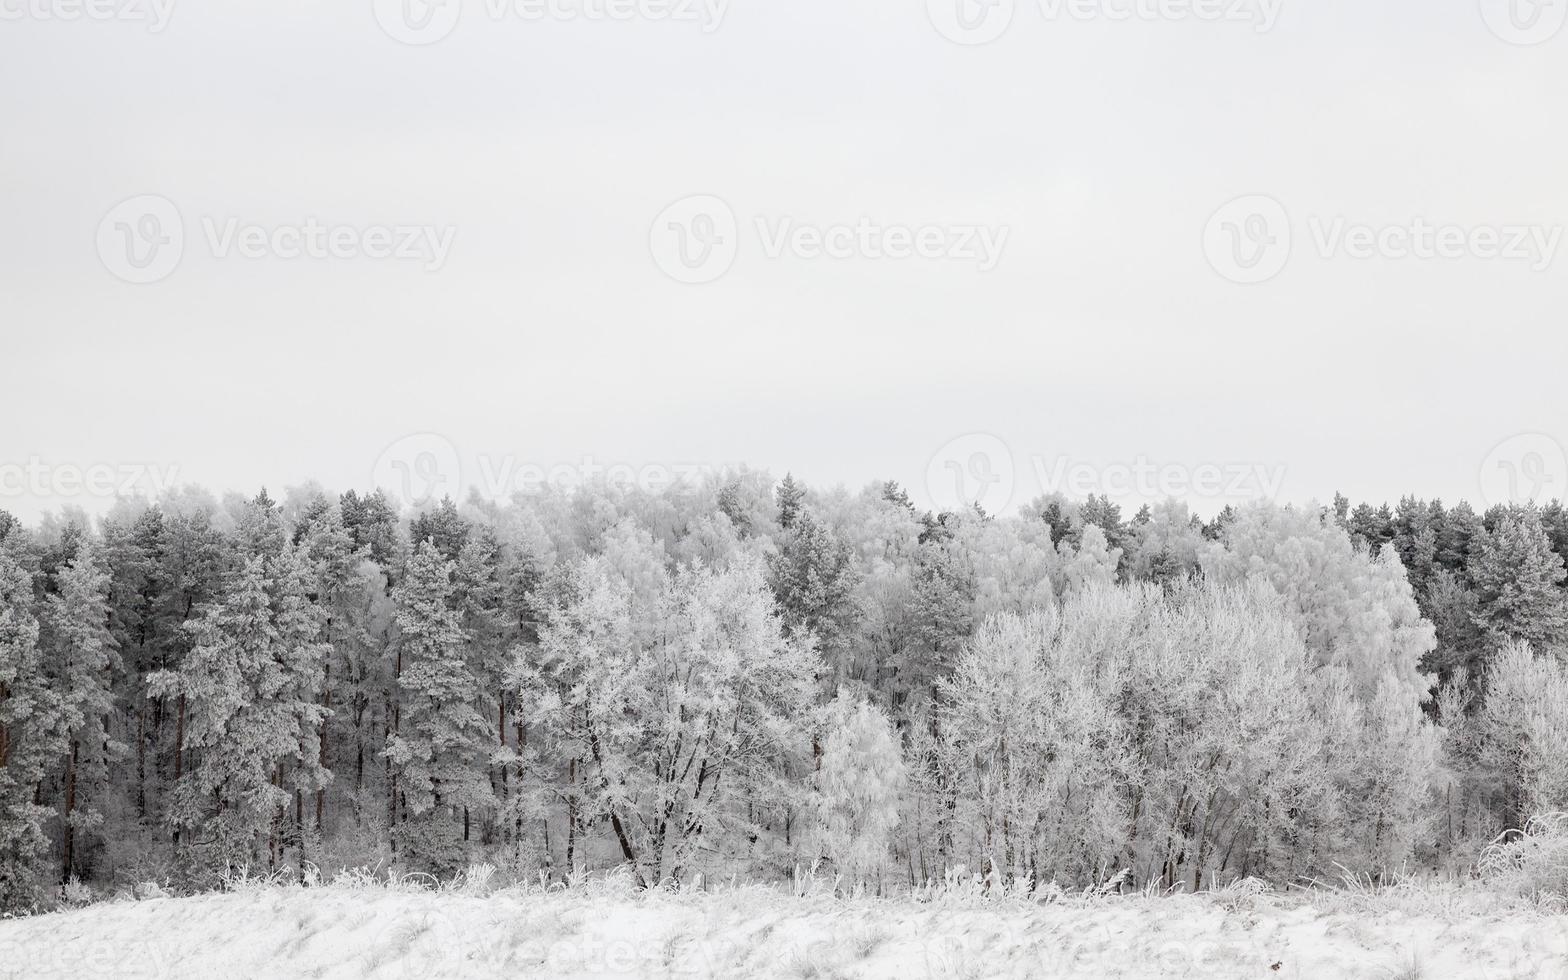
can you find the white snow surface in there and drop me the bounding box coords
[2,881,1566,979]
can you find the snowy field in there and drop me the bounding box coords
[2,879,1566,980]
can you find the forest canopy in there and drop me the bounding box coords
[2,476,1566,908]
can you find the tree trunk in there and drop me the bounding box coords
[317,665,331,831]
[62,739,79,882]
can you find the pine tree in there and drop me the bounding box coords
[716,482,753,536]
[454,526,508,842]
[1437,500,1484,577]
[157,502,231,819]
[340,489,402,571]
[1540,500,1568,569]
[1331,492,1351,528]
[409,498,470,563]
[386,540,490,873]
[1467,508,1568,655]
[0,549,53,907]
[42,543,120,882]
[896,537,973,716]
[301,505,376,831]
[776,474,805,532]
[101,506,171,826]
[769,510,860,688]
[149,547,329,872]
[271,543,332,864]
[234,488,286,561]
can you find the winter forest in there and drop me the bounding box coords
[2,475,1567,912]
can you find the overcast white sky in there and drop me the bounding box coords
[3,0,1567,523]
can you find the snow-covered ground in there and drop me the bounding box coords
[2,878,1565,979]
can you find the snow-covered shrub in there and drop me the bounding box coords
[60,876,94,906]
[1478,812,1568,904]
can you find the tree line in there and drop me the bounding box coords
[1,476,1566,906]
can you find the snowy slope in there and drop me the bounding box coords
[1,882,1565,979]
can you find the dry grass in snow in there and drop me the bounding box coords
[2,871,1566,979]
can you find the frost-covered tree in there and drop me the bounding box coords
[1125,500,1204,586]
[300,505,371,829]
[769,509,860,688]
[894,535,973,718]
[810,696,904,883]
[271,542,333,862]
[636,558,818,882]
[386,540,491,874]
[1473,642,1568,829]
[1347,671,1443,875]
[410,497,470,564]
[1467,508,1568,656]
[149,546,329,872]
[1058,523,1120,594]
[1202,502,1435,701]
[453,525,512,842]
[776,474,805,531]
[0,549,53,907]
[522,553,817,884]
[940,605,1127,886]
[42,544,120,882]
[516,554,647,872]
